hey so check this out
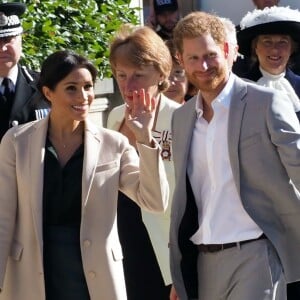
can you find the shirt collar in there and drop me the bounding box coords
[195,72,235,118]
[1,65,18,87]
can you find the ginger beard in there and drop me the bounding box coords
[186,65,227,93]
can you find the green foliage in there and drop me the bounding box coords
[20,0,140,78]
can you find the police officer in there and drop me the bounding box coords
[0,2,50,141]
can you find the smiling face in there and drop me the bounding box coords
[43,67,94,124]
[178,35,229,100]
[254,34,294,74]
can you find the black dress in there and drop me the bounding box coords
[42,140,90,300]
[118,192,171,300]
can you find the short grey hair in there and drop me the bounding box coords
[220,17,237,46]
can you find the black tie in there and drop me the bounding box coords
[1,77,14,104]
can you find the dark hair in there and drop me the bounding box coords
[37,50,98,92]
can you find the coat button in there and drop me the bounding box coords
[11,120,19,127]
[83,240,91,247]
[89,271,96,279]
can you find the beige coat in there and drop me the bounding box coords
[0,116,168,300]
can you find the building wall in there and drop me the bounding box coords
[143,0,300,26]
[199,0,300,25]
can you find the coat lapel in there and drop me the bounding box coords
[227,77,248,194]
[27,118,100,253]
[28,117,49,253]
[82,120,101,206]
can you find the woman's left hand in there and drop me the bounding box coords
[125,89,156,146]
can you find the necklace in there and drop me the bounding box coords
[49,134,83,151]
[48,123,84,151]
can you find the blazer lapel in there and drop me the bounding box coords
[82,120,101,207]
[177,97,198,175]
[227,77,248,194]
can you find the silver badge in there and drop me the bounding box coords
[0,13,8,27]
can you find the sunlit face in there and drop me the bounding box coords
[114,61,163,106]
[178,35,229,97]
[43,67,94,123]
[164,63,188,104]
[255,34,293,75]
[0,35,22,77]
[253,0,279,9]
[156,10,180,32]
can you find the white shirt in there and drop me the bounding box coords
[187,73,262,245]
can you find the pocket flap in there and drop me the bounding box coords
[10,240,23,261]
[96,161,118,172]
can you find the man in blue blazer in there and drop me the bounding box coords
[169,11,300,300]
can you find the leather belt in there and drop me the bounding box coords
[197,234,267,253]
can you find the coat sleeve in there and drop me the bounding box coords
[118,139,169,213]
[266,91,300,189]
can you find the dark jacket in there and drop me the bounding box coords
[0,64,50,140]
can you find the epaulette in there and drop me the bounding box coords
[21,65,34,82]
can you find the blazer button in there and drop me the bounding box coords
[89,271,96,279]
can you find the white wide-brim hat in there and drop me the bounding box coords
[237,6,300,57]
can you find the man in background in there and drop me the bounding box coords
[0,2,49,141]
[147,0,180,40]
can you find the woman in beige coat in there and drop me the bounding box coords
[0,50,168,300]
